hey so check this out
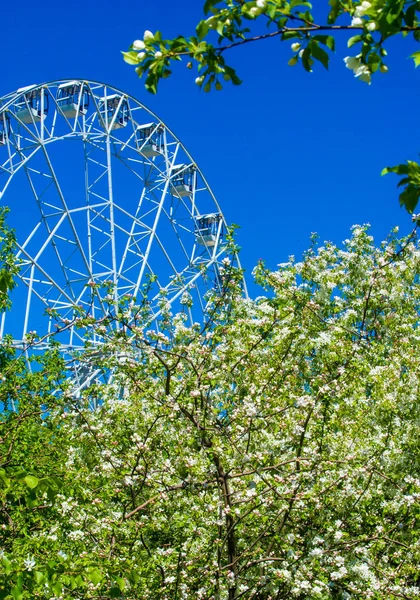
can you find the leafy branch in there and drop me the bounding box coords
[123,1,420,214]
[123,1,420,92]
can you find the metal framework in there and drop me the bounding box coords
[0,80,240,357]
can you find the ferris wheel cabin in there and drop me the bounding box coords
[15,86,49,124]
[195,213,222,247]
[171,165,195,197]
[0,113,10,145]
[99,94,129,130]
[136,122,163,157]
[56,81,89,118]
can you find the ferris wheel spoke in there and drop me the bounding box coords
[21,166,79,301]
[0,145,43,200]
[17,243,76,306]
[151,232,180,277]
[116,191,152,281]
[132,146,181,298]
[9,111,43,146]
[40,143,99,288]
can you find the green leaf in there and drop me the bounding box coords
[24,475,39,489]
[0,468,11,488]
[382,160,420,213]
[115,576,126,592]
[224,67,242,86]
[216,20,225,36]
[347,35,363,48]
[0,271,13,294]
[404,3,417,27]
[399,184,420,212]
[382,164,409,176]
[71,575,84,590]
[203,0,220,15]
[411,50,420,67]
[196,20,209,40]
[313,34,335,51]
[88,569,103,585]
[328,0,341,23]
[385,0,405,24]
[33,571,45,585]
[368,52,381,72]
[51,581,63,596]
[301,48,313,72]
[282,31,301,40]
[2,557,12,576]
[11,589,23,600]
[121,51,140,66]
[311,42,329,69]
[290,0,312,8]
[11,578,23,600]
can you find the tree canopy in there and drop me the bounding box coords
[1,226,419,598]
[123,0,420,216]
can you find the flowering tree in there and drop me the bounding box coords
[1,225,419,598]
[123,0,420,215]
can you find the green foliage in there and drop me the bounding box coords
[1,227,420,598]
[123,1,420,217]
[124,1,420,93]
[382,160,420,213]
[0,208,19,312]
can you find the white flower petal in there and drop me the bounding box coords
[132,40,145,51]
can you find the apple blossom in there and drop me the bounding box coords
[355,1,372,16]
[132,39,145,51]
[354,63,371,84]
[351,16,364,26]
[143,29,154,41]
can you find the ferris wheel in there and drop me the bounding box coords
[0,80,239,358]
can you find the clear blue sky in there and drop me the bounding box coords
[2,0,420,285]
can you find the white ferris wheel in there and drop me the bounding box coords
[0,80,239,359]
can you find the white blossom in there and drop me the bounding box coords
[132,39,145,50]
[23,556,36,571]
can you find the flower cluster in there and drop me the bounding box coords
[351,1,375,27]
[344,55,372,84]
